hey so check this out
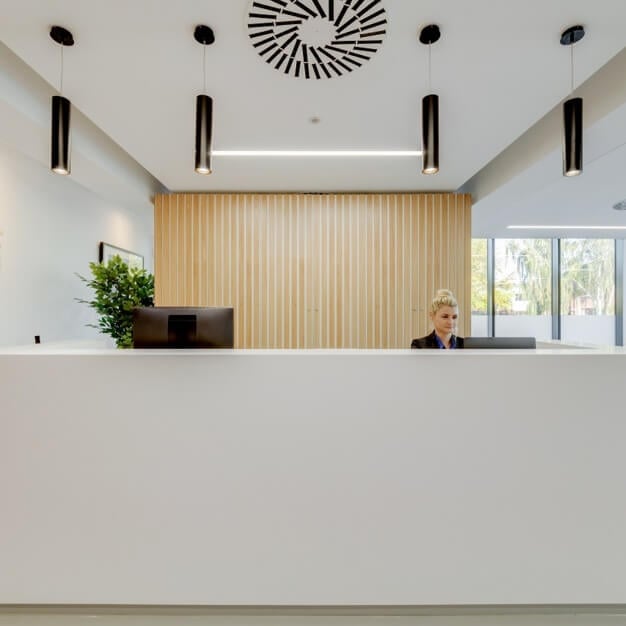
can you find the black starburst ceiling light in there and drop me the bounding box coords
[194,24,215,175]
[560,25,585,177]
[247,0,387,79]
[49,25,74,175]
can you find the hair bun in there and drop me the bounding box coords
[430,288,458,315]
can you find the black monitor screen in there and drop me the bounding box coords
[463,336,536,349]
[132,307,234,348]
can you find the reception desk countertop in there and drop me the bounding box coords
[1,344,625,355]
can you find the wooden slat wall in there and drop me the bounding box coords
[154,193,471,348]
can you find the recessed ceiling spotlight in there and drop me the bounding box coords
[612,199,626,210]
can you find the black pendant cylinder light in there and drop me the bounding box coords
[421,94,439,174]
[560,25,585,177]
[51,95,71,174]
[194,25,215,174]
[419,24,441,175]
[49,26,74,175]
[563,97,583,176]
[195,94,213,174]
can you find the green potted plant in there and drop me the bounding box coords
[77,255,154,348]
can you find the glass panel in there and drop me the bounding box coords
[471,239,488,337]
[560,239,615,345]
[494,239,552,340]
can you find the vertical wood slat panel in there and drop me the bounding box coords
[154,193,471,348]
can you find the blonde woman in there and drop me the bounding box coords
[411,289,464,349]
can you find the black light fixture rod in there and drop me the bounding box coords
[560,25,585,177]
[194,25,215,175]
[419,24,441,175]
[49,25,74,176]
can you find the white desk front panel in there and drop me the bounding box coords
[1,349,625,605]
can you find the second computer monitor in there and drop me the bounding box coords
[463,336,536,349]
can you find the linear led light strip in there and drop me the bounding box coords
[212,150,422,157]
[508,225,626,230]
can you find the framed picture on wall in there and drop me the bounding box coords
[98,242,144,270]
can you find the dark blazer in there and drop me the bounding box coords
[411,330,464,349]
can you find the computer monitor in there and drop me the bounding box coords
[132,307,234,348]
[463,336,536,349]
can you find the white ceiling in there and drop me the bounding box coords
[0,0,625,235]
[471,99,626,238]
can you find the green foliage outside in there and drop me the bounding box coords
[561,239,614,315]
[76,255,154,348]
[471,239,515,313]
[496,239,551,315]
[471,239,489,313]
[471,238,614,316]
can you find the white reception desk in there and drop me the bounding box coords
[1,347,626,606]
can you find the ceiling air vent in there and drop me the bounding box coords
[247,0,387,79]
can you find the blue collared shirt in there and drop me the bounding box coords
[434,334,458,349]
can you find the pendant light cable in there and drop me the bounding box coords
[60,44,64,95]
[428,41,432,93]
[570,43,574,93]
[203,44,207,94]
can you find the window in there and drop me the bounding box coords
[494,239,552,340]
[471,239,488,336]
[560,239,615,345]
[471,237,622,346]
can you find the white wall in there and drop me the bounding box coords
[0,143,153,346]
